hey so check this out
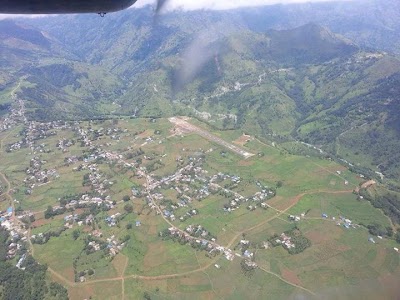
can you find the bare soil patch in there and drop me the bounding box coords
[233,134,252,146]
[112,254,128,276]
[237,160,253,166]
[281,268,303,286]
[61,267,75,282]
[361,180,376,189]
[32,218,50,227]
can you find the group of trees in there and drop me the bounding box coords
[359,188,400,224]
[126,148,144,160]
[44,205,66,219]
[287,234,312,255]
[124,204,134,213]
[0,227,68,299]
[269,227,312,255]
[396,230,400,244]
[31,227,67,244]
[366,223,393,237]
[145,160,165,172]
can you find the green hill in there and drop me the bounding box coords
[2,4,400,180]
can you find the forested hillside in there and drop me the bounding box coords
[0,1,399,181]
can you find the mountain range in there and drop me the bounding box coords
[1,0,400,180]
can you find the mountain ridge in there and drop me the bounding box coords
[1,6,400,181]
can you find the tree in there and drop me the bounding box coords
[126,223,133,229]
[124,204,133,213]
[123,195,130,202]
[44,206,53,219]
[396,231,400,244]
[72,230,80,240]
[386,226,393,237]
[88,269,94,276]
[367,223,387,236]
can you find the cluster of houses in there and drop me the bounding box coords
[0,99,26,131]
[178,209,198,222]
[85,232,124,256]
[0,206,29,261]
[236,240,258,270]
[7,120,72,153]
[185,224,214,239]
[106,235,124,256]
[64,213,94,228]
[288,214,302,222]
[56,138,75,152]
[320,213,356,229]
[76,126,92,147]
[145,161,198,191]
[138,154,282,267]
[64,155,79,165]
[274,233,296,250]
[31,232,49,244]
[81,163,112,196]
[63,194,114,210]
[23,157,59,193]
[88,126,127,142]
[146,161,239,220]
[87,240,102,252]
[105,213,121,227]
[224,188,275,213]
[164,226,235,261]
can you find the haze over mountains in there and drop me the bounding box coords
[1,0,400,179]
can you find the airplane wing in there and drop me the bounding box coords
[0,0,138,14]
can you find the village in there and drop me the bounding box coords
[0,108,398,286]
[0,114,266,274]
[0,113,284,272]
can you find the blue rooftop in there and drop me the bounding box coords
[7,207,13,213]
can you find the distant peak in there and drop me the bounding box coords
[0,19,50,49]
[265,23,358,65]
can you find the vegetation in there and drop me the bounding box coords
[44,205,66,219]
[2,3,400,296]
[0,117,398,299]
[2,6,400,180]
[0,228,68,300]
[124,204,134,214]
[360,187,400,224]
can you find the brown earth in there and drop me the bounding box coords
[233,134,252,146]
[361,180,376,189]
[281,268,303,286]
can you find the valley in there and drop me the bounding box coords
[0,101,399,298]
[0,1,400,298]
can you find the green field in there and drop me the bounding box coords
[0,117,399,299]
